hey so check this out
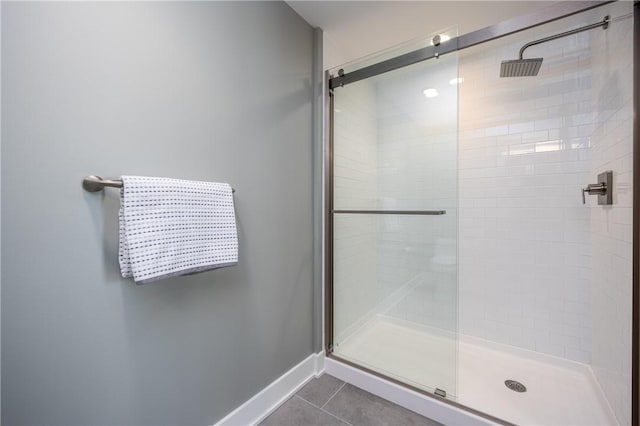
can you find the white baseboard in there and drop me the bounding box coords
[324,357,497,426]
[215,351,325,426]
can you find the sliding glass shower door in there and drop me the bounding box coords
[329,36,459,398]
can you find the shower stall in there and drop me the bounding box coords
[325,1,637,425]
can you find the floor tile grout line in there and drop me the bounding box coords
[293,381,341,409]
[321,382,347,409]
[294,393,316,407]
[319,404,354,426]
[294,395,354,426]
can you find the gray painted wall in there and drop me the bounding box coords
[1,2,314,424]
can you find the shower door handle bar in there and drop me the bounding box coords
[333,210,446,215]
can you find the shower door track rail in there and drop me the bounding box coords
[328,0,613,89]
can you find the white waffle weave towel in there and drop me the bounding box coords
[118,176,238,283]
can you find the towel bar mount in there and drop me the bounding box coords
[83,176,122,192]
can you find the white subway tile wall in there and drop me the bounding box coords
[458,22,593,363]
[458,3,632,424]
[589,4,633,425]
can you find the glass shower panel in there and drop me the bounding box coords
[331,40,459,398]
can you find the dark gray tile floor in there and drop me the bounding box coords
[260,374,443,426]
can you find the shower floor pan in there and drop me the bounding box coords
[333,316,617,426]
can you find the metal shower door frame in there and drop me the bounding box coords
[324,1,640,425]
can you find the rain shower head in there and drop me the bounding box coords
[499,15,609,78]
[500,58,543,77]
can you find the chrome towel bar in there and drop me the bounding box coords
[82,175,235,193]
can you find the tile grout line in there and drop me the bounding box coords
[293,395,354,426]
[321,382,347,409]
[294,392,316,407]
[319,404,354,426]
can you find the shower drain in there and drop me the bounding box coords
[505,379,527,393]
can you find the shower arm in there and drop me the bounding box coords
[518,16,609,60]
